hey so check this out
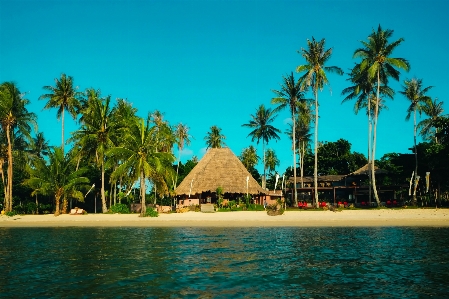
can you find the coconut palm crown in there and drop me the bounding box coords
[204,126,226,149]
[352,25,410,205]
[296,37,343,207]
[272,72,312,204]
[242,104,280,189]
[39,74,81,153]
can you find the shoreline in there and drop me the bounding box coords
[1,209,448,227]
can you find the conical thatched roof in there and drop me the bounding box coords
[349,164,388,176]
[175,148,266,196]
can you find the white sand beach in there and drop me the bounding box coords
[1,208,448,227]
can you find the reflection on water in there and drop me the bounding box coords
[1,227,448,298]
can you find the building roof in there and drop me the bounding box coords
[289,175,346,183]
[348,164,388,176]
[175,147,266,196]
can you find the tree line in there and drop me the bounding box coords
[2,24,448,214]
[233,25,447,206]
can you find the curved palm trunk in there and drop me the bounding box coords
[101,160,107,213]
[0,159,6,210]
[175,150,181,189]
[368,96,372,204]
[292,113,298,206]
[314,90,319,208]
[140,170,146,216]
[413,110,418,205]
[6,125,13,212]
[371,71,381,206]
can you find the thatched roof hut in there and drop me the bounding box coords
[349,164,388,176]
[175,148,266,196]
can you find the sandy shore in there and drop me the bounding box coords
[1,208,448,227]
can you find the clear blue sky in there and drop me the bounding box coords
[1,0,448,175]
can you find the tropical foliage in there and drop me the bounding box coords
[242,104,281,189]
[204,125,226,149]
[272,72,311,204]
[352,25,410,206]
[23,147,89,215]
[40,74,80,153]
[2,24,449,213]
[296,37,343,206]
[0,82,37,212]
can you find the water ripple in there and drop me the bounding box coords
[1,227,448,298]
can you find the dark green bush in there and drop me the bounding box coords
[110,203,130,214]
[5,211,16,217]
[145,208,159,217]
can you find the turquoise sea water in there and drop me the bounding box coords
[0,227,448,298]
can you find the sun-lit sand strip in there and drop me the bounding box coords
[1,209,448,227]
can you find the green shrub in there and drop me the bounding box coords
[110,203,130,214]
[145,208,159,217]
[5,211,16,217]
[26,202,37,214]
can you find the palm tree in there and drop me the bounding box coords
[242,105,281,189]
[40,74,80,153]
[285,115,312,189]
[353,25,410,205]
[418,98,446,143]
[204,125,226,149]
[239,145,260,170]
[342,64,394,203]
[271,72,311,204]
[29,132,50,159]
[0,82,37,212]
[296,37,343,207]
[174,123,192,189]
[400,78,433,203]
[107,98,138,205]
[70,93,125,213]
[149,110,175,153]
[265,148,280,174]
[23,147,89,216]
[107,117,175,216]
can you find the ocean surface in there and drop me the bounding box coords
[1,227,448,298]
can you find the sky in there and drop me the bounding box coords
[1,0,448,175]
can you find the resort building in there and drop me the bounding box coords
[288,164,402,206]
[175,148,267,206]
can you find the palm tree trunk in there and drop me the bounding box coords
[101,160,107,213]
[62,196,68,214]
[300,142,304,189]
[314,90,319,208]
[6,125,13,212]
[0,159,5,210]
[140,170,146,216]
[54,192,61,216]
[292,113,298,206]
[175,150,181,189]
[413,110,418,205]
[36,194,39,214]
[113,181,117,205]
[262,142,266,189]
[371,71,381,206]
[61,106,65,154]
[109,183,113,208]
[368,97,372,204]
